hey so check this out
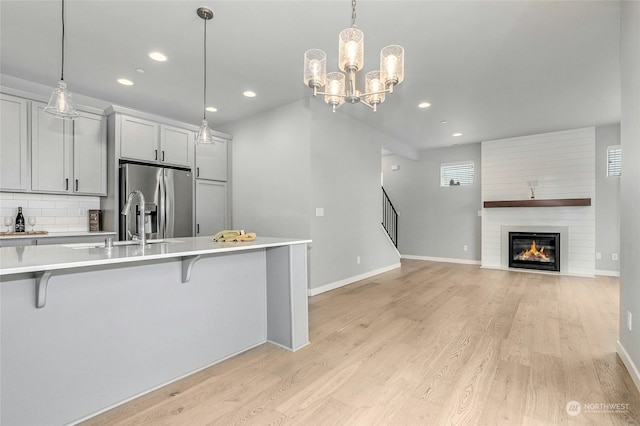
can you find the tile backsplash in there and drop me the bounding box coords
[0,192,100,232]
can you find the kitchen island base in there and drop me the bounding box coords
[0,242,309,426]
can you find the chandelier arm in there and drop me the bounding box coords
[360,87,394,97]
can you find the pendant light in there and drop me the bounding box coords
[45,0,79,120]
[195,7,215,144]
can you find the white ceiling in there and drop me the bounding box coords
[0,1,621,153]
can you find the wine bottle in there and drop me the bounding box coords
[15,207,25,232]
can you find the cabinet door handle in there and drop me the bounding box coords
[197,224,200,234]
[155,149,158,160]
[162,151,165,161]
[196,167,200,177]
[65,178,69,191]
[75,179,78,191]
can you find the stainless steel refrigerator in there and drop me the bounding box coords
[119,163,193,241]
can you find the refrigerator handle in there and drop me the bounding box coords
[158,170,166,239]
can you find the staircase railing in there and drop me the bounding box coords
[382,187,398,248]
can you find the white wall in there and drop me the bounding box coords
[218,99,399,292]
[481,127,596,276]
[595,124,621,274]
[618,0,640,391]
[381,144,482,262]
[0,192,99,232]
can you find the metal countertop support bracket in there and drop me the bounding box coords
[181,255,201,283]
[35,270,53,309]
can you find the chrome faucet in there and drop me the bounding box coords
[121,190,146,246]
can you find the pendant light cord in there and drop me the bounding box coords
[61,0,65,81]
[202,16,207,121]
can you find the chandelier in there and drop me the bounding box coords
[303,0,404,112]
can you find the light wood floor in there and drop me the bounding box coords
[85,260,640,425]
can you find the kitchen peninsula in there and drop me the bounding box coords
[0,236,310,425]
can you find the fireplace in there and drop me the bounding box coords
[509,232,560,272]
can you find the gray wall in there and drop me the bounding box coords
[619,0,640,384]
[595,124,621,273]
[218,99,399,291]
[218,100,312,240]
[381,143,482,261]
[309,101,400,288]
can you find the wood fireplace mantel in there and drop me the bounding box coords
[483,198,591,208]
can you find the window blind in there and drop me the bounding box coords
[441,161,474,186]
[607,145,621,177]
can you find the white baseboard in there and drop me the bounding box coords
[402,254,481,265]
[617,341,640,393]
[596,269,620,277]
[308,263,401,296]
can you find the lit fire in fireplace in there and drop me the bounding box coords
[516,240,551,262]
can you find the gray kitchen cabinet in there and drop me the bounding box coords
[195,136,228,181]
[31,102,107,195]
[195,180,228,236]
[118,114,193,168]
[0,93,29,191]
[161,124,193,167]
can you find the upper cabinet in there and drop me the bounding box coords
[195,136,229,181]
[31,102,107,195]
[116,112,193,168]
[0,93,29,191]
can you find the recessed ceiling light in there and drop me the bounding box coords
[243,90,257,98]
[453,132,463,137]
[135,68,145,74]
[440,120,447,124]
[117,78,134,86]
[418,102,431,108]
[206,106,218,112]
[148,51,168,62]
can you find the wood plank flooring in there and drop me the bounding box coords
[84,260,640,425]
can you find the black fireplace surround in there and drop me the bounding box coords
[509,232,560,272]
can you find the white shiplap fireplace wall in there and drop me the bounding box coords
[481,127,596,276]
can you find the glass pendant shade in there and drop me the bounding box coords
[304,49,327,88]
[196,119,215,144]
[365,71,385,105]
[324,72,346,108]
[380,45,404,87]
[45,80,79,119]
[338,28,364,72]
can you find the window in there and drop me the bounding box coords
[441,161,474,186]
[607,145,621,177]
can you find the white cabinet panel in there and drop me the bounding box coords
[31,102,69,192]
[161,124,193,167]
[195,180,228,236]
[0,94,28,191]
[73,112,107,195]
[195,137,228,181]
[119,115,158,162]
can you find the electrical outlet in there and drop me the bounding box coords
[463,245,468,252]
[356,256,361,265]
[596,252,602,260]
[628,311,633,331]
[315,207,324,217]
[79,208,86,216]
[612,253,619,261]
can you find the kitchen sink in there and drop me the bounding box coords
[62,239,183,249]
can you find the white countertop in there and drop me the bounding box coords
[0,231,116,240]
[0,236,311,276]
